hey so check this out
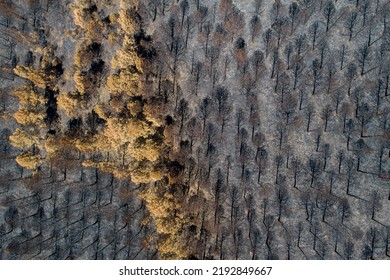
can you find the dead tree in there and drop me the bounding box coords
[323,1,336,32]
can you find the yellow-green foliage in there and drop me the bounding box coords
[93,104,109,120]
[11,44,63,171]
[9,128,40,150]
[134,56,144,73]
[106,69,142,96]
[13,85,46,107]
[111,36,144,72]
[128,162,154,184]
[44,135,60,155]
[122,35,135,48]
[71,0,106,39]
[77,115,163,183]
[14,66,57,89]
[157,235,189,260]
[57,92,79,117]
[76,134,110,153]
[128,139,160,162]
[111,48,137,69]
[118,8,138,35]
[70,0,95,28]
[141,186,175,221]
[140,183,190,259]
[16,152,41,169]
[149,168,164,182]
[14,45,61,89]
[13,108,46,127]
[103,117,155,144]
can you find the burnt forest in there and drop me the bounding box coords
[0,0,389,260]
